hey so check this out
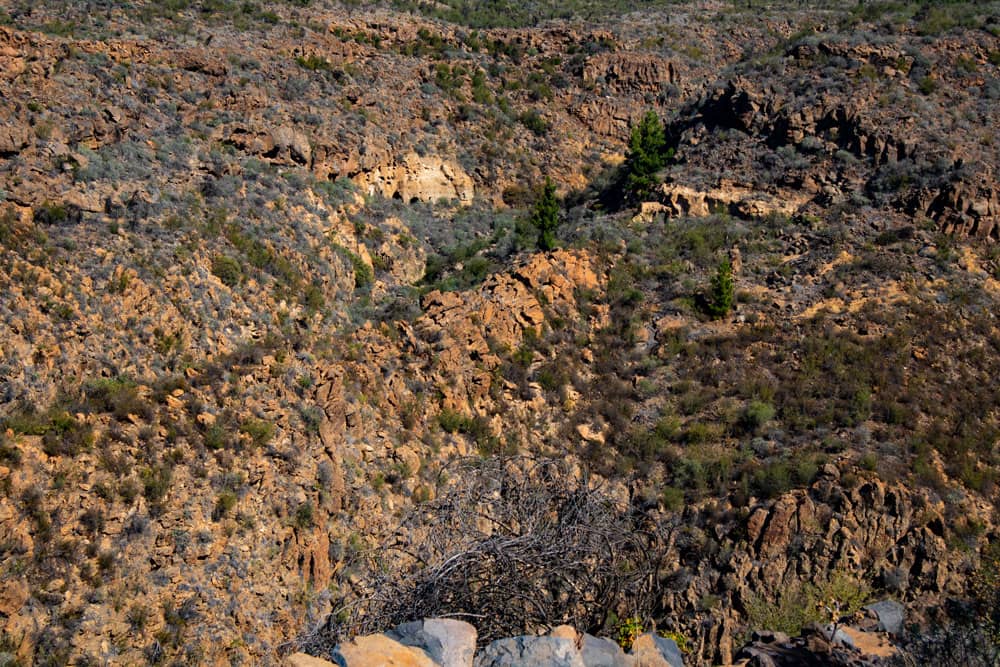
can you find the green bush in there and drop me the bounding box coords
[518,110,549,137]
[240,419,274,448]
[85,377,152,421]
[741,400,775,434]
[745,571,871,635]
[295,501,314,529]
[141,464,172,505]
[213,491,237,521]
[615,616,644,651]
[661,486,684,511]
[333,245,373,290]
[211,254,243,287]
[296,54,330,71]
[437,408,473,434]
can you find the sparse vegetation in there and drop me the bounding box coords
[2,0,999,663]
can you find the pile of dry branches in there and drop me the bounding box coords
[304,456,670,650]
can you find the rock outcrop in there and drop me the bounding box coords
[356,153,475,205]
[583,53,678,93]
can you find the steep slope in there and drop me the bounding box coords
[0,1,998,665]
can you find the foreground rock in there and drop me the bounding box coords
[310,621,686,667]
[302,617,905,666]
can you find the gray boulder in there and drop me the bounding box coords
[580,634,632,667]
[388,618,477,667]
[865,600,904,635]
[475,636,586,667]
[629,633,683,667]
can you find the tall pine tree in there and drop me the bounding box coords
[532,177,560,251]
[625,110,668,200]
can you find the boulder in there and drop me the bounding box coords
[475,636,585,667]
[0,122,31,155]
[864,600,904,635]
[332,634,438,667]
[389,618,477,667]
[0,576,28,615]
[580,634,632,667]
[629,634,683,667]
[285,653,339,667]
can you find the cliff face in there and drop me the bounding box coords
[1,1,999,665]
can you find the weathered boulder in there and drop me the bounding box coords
[388,618,477,667]
[864,600,904,636]
[0,122,31,155]
[332,634,438,667]
[629,633,683,667]
[285,653,339,667]
[474,636,585,667]
[580,634,632,667]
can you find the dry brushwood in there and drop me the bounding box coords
[301,456,670,652]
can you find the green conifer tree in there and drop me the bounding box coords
[706,259,734,319]
[626,110,668,199]
[532,177,560,251]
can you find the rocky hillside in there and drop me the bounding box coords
[1,0,999,665]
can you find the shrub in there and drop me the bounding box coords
[213,491,237,521]
[972,540,1000,645]
[661,486,684,512]
[307,458,670,650]
[437,408,476,434]
[0,433,21,467]
[333,245,373,290]
[85,377,151,421]
[518,110,549,137]
[203,424,228,450]
[751,460,792,499]
[295,501,314,529]
[296,54,330,71]
[744,571,871,635]
[240,419,274,448]
[615,616,644,650]
[141,464,172,505]
[211,255,243,287]
[127,603,150,631]
[741,400,775,434]
[40,412,95,456]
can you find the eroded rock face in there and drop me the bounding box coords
[656,182,811,219]
[928,179,999,241]
[357,153,475,205]
[655,474,966,664]
[0,121,31,156]
[413,249,601,411]
[583,53,678,93]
